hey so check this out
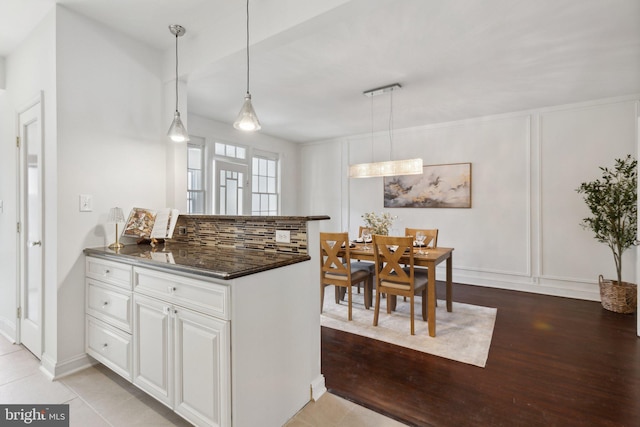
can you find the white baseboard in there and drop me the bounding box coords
[451,270,601,301]
[0,317,16,343]
[310,374,326,401]
[40,352,96,380]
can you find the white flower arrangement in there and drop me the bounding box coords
[361,211,395,236]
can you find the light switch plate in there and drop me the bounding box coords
[275,230,290,243]
[79,194,93,212]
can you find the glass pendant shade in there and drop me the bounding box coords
[233,93,261,131]
[167,24,188,143]
[349,158,424,178]
[235,0,261,132]
[167,111,190,142]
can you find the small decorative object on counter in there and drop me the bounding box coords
[362,211,395,236]
[107,207,125,250]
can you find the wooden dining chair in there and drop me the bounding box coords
[404,228,451,309]
[372,235,428,335]
[320,232,373,320]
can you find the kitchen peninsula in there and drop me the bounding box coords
[84,215,328,427]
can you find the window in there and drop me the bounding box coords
[252,154,278,215]
[214,142,246,160]
[215,161,247,215]
[187,143,205,214]
[193,140,279,215]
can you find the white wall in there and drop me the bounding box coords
[300,96,639,301]
[0,89,15,339]
[51,6,166,373]
[188,113,300,215]
[0,56,6,89]
[0,5,169,374]
[1,4,304,376]
[0,9,57,345]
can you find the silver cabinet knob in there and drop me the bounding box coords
[29,241,42,247]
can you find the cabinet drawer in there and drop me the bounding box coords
[86,257,132,290]
[86,316,132,381]
[86,279,132,332]
[133,267,229,320]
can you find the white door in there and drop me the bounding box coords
[174,307,230,427]
[214,160,248,215]
[17,97,43,358]
[133,294,173,406]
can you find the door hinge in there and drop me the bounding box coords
[16,136,20,148]
[17,222,20,233]
[17,307,21,318]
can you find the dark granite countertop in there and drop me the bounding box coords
[84,244,310,280]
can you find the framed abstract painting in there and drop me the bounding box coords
[383,162,472,208]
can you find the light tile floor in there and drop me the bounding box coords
[0,335,405,426]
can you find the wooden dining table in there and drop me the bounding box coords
[344,243,454,337]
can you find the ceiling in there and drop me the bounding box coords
[2,0,640,143]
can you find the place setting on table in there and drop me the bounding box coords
[351,230,430,254]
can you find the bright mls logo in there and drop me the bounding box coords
[0,405,69,426]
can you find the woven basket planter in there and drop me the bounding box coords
[598,275,637,314]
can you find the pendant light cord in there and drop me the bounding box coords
[370,94,374,162]
[174,31,179,112]
[245,0,250,95]
[389,87,394,161]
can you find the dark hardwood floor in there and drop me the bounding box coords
[321,282,639,427]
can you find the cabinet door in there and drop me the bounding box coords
[174,307,230,427]
[133,294,173,407]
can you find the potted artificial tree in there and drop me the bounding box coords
[576,154,637,313]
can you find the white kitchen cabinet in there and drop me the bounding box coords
[85,249,319,427]
[132,267,231,427]
[132,293,172,406]
[85,257,133,381]
[174,304,230,427]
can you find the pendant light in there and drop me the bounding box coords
[349,83,423,178]
[167,24,190,143]
[233,0,261,131]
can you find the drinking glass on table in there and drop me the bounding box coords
[362,229,372,250]
[415,231,426,254]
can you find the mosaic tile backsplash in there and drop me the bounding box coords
[169,215,310,254]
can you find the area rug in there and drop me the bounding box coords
[320,286,497,367]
